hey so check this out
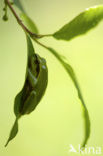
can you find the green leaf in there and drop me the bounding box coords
[20,13,39,34]
[5,35,35,147]
[13,0,25,13]
[5,35,48,146]
[26,34,35,57]
[5,118,18,147]
[14,35,35,117]
[47,47,90,147]
[53,5,103,41]
[14,91,23,117]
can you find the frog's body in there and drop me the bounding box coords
[14,53,48,116]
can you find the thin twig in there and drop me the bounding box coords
[38,34,53,38]
[5,0,53,39]
[5,0,42,38]
[33,38,49,49]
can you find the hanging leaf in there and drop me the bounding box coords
[46,47,90,147]
[53,5,103,41]
[5,35,48,146]
[20,13,39,34]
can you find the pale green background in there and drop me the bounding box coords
[0,0,103,156]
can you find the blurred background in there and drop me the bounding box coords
[0,0,103,155]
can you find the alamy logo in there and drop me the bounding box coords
[68,144,102,155]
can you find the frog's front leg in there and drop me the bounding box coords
[27,68,38,88]
[21,90,37,115]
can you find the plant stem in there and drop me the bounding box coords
[5,0,53,39]
[5,0,42,38]
[5,0,54,51]
[38,34,53,38]
[33,38,49,49]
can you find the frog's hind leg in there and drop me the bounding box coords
[21,91,37,114]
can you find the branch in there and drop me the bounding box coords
[5,0,42,38]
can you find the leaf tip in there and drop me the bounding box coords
[5,118,19,147]
[5,141,9,147]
